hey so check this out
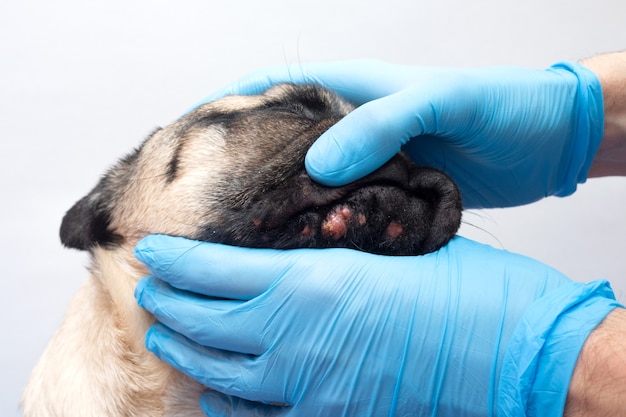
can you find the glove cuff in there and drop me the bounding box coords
[497,279,622,416]
[550,61,604,197]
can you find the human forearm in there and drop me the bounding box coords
[564,307,626,417]
[566,52,626,413]
[582,52,626,177]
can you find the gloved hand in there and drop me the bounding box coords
[196,61,604,208]
[134,235,619,416]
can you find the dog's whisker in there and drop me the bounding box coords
[460,219,504,249]
[462,209,497,224]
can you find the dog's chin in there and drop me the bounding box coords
[251,184,459,255]
[197,156,462,256]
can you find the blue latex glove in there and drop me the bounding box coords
[134,235,620,416]
[196,61,604,208]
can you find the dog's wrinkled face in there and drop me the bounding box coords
[60,84,462,256]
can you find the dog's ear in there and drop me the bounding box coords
[60,185,122,251]
[60,146,143,250]
[60,142,146,251]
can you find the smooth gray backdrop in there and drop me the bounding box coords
[2,0,625,415]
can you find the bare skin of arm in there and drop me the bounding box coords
[564,308,626,417]
[563,52,626,417]
[583,51,626,177]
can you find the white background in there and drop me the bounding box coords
[1,0,625,415]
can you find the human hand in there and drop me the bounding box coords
[196,61,604,208]
[134,235,619,416]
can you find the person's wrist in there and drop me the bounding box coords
[581,52,626,178]
[564,307,626,417]
[581,52,626,137]
[547,61,604,196]
[498,280,621,416]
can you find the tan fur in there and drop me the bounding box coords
[110,125,228,243]
[22,245,206,417]
[21,107,255,417]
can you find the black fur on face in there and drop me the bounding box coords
[60,84,462,256]
[59,149,141,250]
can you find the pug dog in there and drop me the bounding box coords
[22,84,462,416]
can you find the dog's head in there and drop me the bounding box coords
[60,84,462,256]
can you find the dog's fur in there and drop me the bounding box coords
[22,84,462,416]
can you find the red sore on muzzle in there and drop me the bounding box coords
[200,152,462,256]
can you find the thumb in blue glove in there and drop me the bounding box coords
[196,60,603,208]
[134,234,620,416]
